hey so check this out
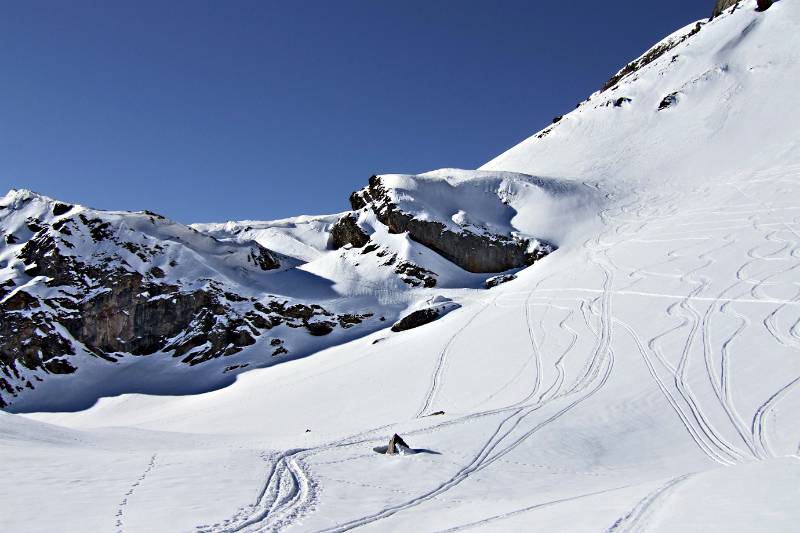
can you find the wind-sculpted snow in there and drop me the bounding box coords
[347,170,598,273]
[3,1,800,531]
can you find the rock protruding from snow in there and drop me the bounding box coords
[485,273,517,289]
[600,21,704,92]
[328,214,369,249]
[385,433,410,455]
[712,0,740,19]
[391,297,460,332]
[0,189,375,409]
[757,0,773,11]
[349,172,559,273]
[390,308,441,332]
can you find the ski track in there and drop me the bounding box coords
[433,484,633,533]
[415,298,496,418]
[605,473,696,533]
[300,204,620,532]
[198,174,800,532]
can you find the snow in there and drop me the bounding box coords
[365,168,599,247]
[3,1,800,531]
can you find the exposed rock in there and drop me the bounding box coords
[757,0,773,11]
[658,92,679,111]
[338,313,373,329]
[485,274,517,289]
[52,203,73,216]
[361,242,380,254]
[305,321,335,336]
[394,260,437,288]
[602,97,632,108]
[601,22,703,92]
[712,0,740,18]
[42,359,77,375]
[2,290,40,311]
[0,193,372,407]
[248,244,280,271]
[391,308,442,332]
[328,214,369,249]
[350,175,553,273]
[272,346,288,357]
[386,433,410,455]
[0,280,14,300]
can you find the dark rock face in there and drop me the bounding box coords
[391,308,442,332]
[712,0,740,18]
[658,92,679,111]
[9,231,264,367]
[305,321,335,336]
[328,214,369,249]
[0,197,373,408]
[386,433,410,455]
[756,0,772,11]
[350,176,552,274]
[52,203,73,216]
[249,244,281,271]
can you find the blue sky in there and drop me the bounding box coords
[1,1,710,223]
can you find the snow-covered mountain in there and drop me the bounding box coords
[0,168,576,409]
[2,1,799,531]
[0,190,384,410]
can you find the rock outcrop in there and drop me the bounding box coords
[328,214,369,249]
[350,175,553,274]
[712,0,740,18]
[711,0,770,18]
[385,433,410,455]
[485,273,517,289]
[391,308,442,332]
[391,298,459,332]
[0,190,374,408]
[601,22,704,92]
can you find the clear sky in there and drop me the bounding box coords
[1,0,711,223]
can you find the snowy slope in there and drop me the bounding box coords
[0,190,386,411]
[3,1,800,531]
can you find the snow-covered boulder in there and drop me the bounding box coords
[391,297,460,332]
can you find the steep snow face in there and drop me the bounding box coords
[483,1,800,194]
[4,1,800,532]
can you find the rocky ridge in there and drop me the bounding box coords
[0,190,373,408]
[341,174,555,274]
